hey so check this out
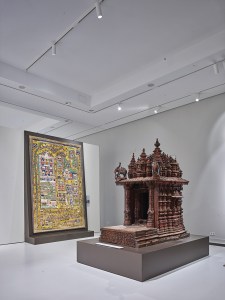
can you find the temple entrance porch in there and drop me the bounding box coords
[133,190,149,225]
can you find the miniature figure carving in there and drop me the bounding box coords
[114,162,127,180]
[100,139,189,248]
[152,161,160,177]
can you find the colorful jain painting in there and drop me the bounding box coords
[28,133,87,233]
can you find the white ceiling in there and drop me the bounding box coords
[0,0,225,139]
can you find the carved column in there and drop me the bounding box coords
[147,184,153,227]
[178,185,185,230]
[150,185,155,227]
[162,188,168,231]
[124,184,132,226]
[167,185,173,231]
[153,183,159,228]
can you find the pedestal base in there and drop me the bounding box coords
[25,229,94,245]
[77,235,209,281]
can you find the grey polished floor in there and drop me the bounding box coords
[0,238,225,300]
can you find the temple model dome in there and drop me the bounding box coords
[128,138,182,179]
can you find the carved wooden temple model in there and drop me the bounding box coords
[100,139,190,248]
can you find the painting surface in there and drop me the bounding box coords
[29,135,86,233]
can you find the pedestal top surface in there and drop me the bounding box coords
[101,225,155,232]
[79,235,208,254]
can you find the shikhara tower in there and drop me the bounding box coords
[100,139,189,248]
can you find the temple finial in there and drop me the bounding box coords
[130,153,136,163]
[154,138,160,148]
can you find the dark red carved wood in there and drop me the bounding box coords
[100,139,189,248]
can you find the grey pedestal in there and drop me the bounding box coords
[77,235,209,281]
[26,230,94,245]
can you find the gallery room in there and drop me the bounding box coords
[0,0,225,299]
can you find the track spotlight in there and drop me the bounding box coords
[117,103,122,111]
[154,106,162,114]
[222,60,225,71]
[52,42,56,55]
[195,93,200,102]
[213,63,219,75]
[96,1,102,19]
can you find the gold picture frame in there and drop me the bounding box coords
[24,131,93,244]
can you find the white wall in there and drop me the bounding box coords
[84,143,100,233]
[79,93,225,243]
[0,127,100,245]
[0,127,24,244]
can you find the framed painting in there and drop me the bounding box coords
[24,131,93,244]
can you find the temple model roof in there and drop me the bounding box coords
[116,138,188,184]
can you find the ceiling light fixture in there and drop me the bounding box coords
[52,42,56,55]
[222,60,225,71]
[95,0,102,19]
[154,105,162,114]
[195,93,200,102]
[147,83,154,88]
[213,63,219,74]
[117,103,122,111]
